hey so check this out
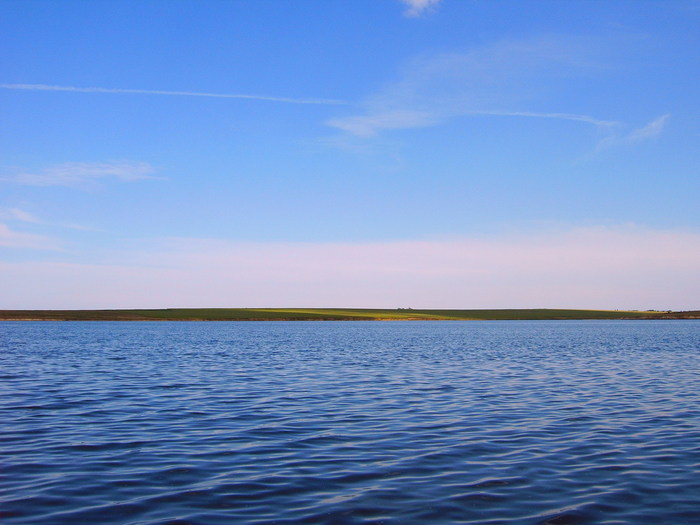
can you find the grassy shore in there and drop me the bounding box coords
[0,308,697,321]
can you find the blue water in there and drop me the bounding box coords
[1,321,699,524]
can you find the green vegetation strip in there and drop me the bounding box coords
[0,308,697,321]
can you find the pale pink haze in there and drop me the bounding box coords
[1,226,698,310]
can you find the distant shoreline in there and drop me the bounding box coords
[1,308,698,322]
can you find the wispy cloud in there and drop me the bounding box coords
[0,83,348,106]
[328,110,439,136]
[627,114,669,142]
[2,161,158,188]
[0,206,98,231]
[329,109,619,137]
[470,110,619,128]
[0,223,60,250]
[595,114,670,151]
[0,207,42,224]
[328,37,620,137]
[401,0,442,17]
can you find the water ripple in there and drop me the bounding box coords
[1,320,699,523]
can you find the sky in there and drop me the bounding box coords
[1,0,699,310]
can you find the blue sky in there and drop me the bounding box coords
[1,0,699,309]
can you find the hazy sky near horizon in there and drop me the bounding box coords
[1,0,699,310]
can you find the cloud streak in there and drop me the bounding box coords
[595,114,670,151]
[329,109,619,137]
[0,208,42,224]
[470,110,619,127]
[0,223,60,250]
[2,161,158,188]
[327,37,625,137]
[627,114,669,142]
[0,83,349,106]
[0,207,97,231]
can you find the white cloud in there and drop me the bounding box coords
[328,110,439,136]
[401,0,442,17]
[330,109,619,137]
[627,114,669,142]
[0,223,59,250]
[0,207,42,223]
[2,226,699,310]
[0,83,348,106]
[470,110,619,128]
[595,114,670,151]
[0,207,97,231]
[2,161,158,188]
[328,37,618,137]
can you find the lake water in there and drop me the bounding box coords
[1,320,699,524]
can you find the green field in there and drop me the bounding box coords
[0,308,697,321]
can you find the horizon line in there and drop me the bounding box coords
[0,307,690,312]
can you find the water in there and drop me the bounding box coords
[1,320,699,524]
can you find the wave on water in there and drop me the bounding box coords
[1,320,699,524]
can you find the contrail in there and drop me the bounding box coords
[470,110,620,127]
[0,83,349,106]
